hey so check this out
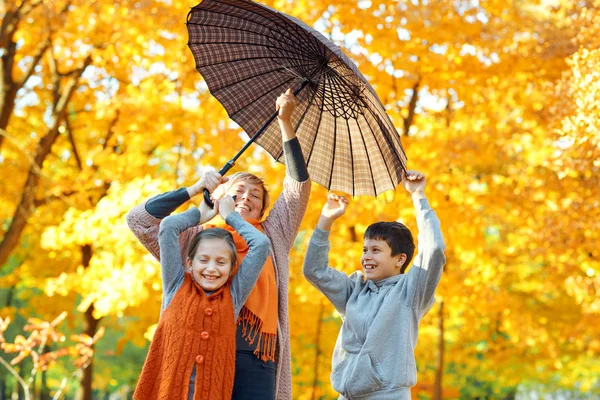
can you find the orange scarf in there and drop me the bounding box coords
[209,218,277,362]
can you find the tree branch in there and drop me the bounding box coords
[65,118,83,170]
[0,54,92,270]
[403,78,420,136]
[16,38,51,94]
[0,357,30,400]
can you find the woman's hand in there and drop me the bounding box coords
[187,171,229,198]
[218,195,236,221]
[276,88,298,122]
[317,194,349,231]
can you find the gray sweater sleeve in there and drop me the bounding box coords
[405,198,446,312]
[146,188,190,219]
[158,208,201,305]
[283,138,309,182]
[226,213,271,318]
[303,228,356,315]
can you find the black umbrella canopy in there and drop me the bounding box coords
[187,0,407,196]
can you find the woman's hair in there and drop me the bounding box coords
[214,172,270,218]
[187,228,238,267]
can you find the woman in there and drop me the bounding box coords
[126,89,310,399]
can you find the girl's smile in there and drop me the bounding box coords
[187,238,235,291]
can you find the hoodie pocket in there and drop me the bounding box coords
[344,352,387,397]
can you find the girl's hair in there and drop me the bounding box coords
[213,172,270,218]
[187,228,238,267]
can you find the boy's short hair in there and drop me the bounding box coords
[364,222,415,273]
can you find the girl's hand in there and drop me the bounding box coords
[187,171,229,198]
[317,194,348,231]
[199,197,218,225]
[218,195,236,220]
[276,88,298,122]
[401,170,426,195]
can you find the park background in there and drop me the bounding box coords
[0,0,598,398]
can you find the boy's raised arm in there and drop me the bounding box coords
[403,172,446,312]
[303,194,355,315]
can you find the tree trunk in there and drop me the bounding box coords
[78,245,101,400]
[0,286,16,399]
[310,301,325,400]
[402,79,421,136]
[433,300,444,400]
[0,2,50,151]
[0,56,91,270]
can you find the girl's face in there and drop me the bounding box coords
[187,238,235,292]
[227,180,264,220]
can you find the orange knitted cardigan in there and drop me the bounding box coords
[133,274,236,400]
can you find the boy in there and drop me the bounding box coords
[303,170,446,399]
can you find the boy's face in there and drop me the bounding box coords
[361,238,406,281]
[187,238,234,292]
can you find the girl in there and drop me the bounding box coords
[133,194,270,400]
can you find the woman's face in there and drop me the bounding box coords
[227,180,264,220]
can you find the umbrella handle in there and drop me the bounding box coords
[203,79,310,209]
[203,161,235,208]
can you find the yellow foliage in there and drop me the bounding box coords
[1,0,599,396]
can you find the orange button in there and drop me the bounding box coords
[201,331,210,340]
[204,308,213,316]
[195,355,204,364]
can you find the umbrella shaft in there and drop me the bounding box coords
[221,79,310,173]
[205,80,310,208]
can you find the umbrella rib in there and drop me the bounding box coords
[345,119,355,197]
[195,55,303,69]
[228,75,297,120]
[326,71,358,119]
[208,63,316,94]
[362,105,404,192]
[328,69,364,109]
[209,66,288,93]
[187,19,325,61]
[327,115,337,191]
[189,39,321,63]
[189,5,324,61]
[187,17,323,56]
[362,94,408,161]
[219,0,329,58]
[193,3,291,35]
[275,82,319,161]
[305,82,327,166]
[355,120,377,196]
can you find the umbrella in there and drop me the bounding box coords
[186,0,407,204]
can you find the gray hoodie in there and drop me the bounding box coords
[303,198,446,399]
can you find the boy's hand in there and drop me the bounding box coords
[318,194,349,231]
[276,88,298,122]
[218,195,236,221]
[199,197,218,225]
[187,171,229,198]
[402,170,426,195]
